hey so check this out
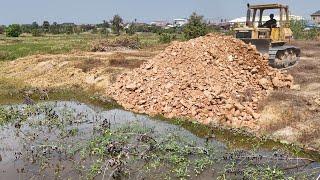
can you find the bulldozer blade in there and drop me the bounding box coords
[240,39,270,55]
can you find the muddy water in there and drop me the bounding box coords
[0,101,319,179]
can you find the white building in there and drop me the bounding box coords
[150,21,168,27]
[173,18,188,27]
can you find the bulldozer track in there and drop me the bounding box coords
[268,46,301,69]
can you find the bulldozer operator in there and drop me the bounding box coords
[262,14,277,28]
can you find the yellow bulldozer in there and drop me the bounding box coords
[234,3,301,69]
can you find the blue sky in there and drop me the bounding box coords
[1,0,319,25]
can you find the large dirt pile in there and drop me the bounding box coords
[109,34,293,128]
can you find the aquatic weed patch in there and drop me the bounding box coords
[0,106,29,126]
[81,124,217,179]
[0,101,319,179]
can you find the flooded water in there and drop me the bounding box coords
[0,101,319,179]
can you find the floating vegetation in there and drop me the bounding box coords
[0,101,319,179]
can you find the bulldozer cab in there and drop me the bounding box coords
[235,3,294,54]
[234,3,300,69]
[245,4,292,43]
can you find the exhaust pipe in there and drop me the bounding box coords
[246,3,251,26]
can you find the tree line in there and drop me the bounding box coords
[0,13,220,41]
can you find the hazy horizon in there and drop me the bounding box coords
[1,0,319,25]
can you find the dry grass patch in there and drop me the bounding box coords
[75,58,104,73]
[120,51,157,58]
[108,53,145,69]
[257,90,312,134]
[259,103,303,132]
[298,120,320,144]
[0,51,8,60]
[288,58,320,85]
[109,58,145,69]
[289,40,320,57]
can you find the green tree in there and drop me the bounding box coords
[290,20,305,39]
[31,21,39,29]
[305,28,319,40]
[111,14,123,35]
[42,21,50,33]
[21,24,32,33]
[126,23,136,36]
[5,24,22,37]
[50,22,60,34]
[183,12,208,40]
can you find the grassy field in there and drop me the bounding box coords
[0,33,163,61]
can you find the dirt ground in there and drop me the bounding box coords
[0,46,164,92]
[258,40,320,151]
[0,40,319,151]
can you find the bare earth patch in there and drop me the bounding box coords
[257,42,320,151]
[0,49,161,93]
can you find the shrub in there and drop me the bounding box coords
[150,25,162,34]
[290,20,319,40]
[290,20,305,39]
[65,26,74,35]
[99,28,107,35]
[91,28,98,34]
[305,28,319,40]
[0,26,4,34]
[162,27,177,34]
[21,24,32,33]
[91,36,140,52]
[31,29,42,37]
[126,24,136,36]
[224,29,235,36]
[183,12,208,40]
[5,24,22,37]
[159,33,176,43]
[134,24,149,32]
[50,22,60,34]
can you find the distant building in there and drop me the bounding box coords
[61,23,76,26]
[311,10,320,24]
[150,21,168,27]
[173,18,188,27]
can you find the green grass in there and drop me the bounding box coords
[0,32,183,61]
[0,34,104,61]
